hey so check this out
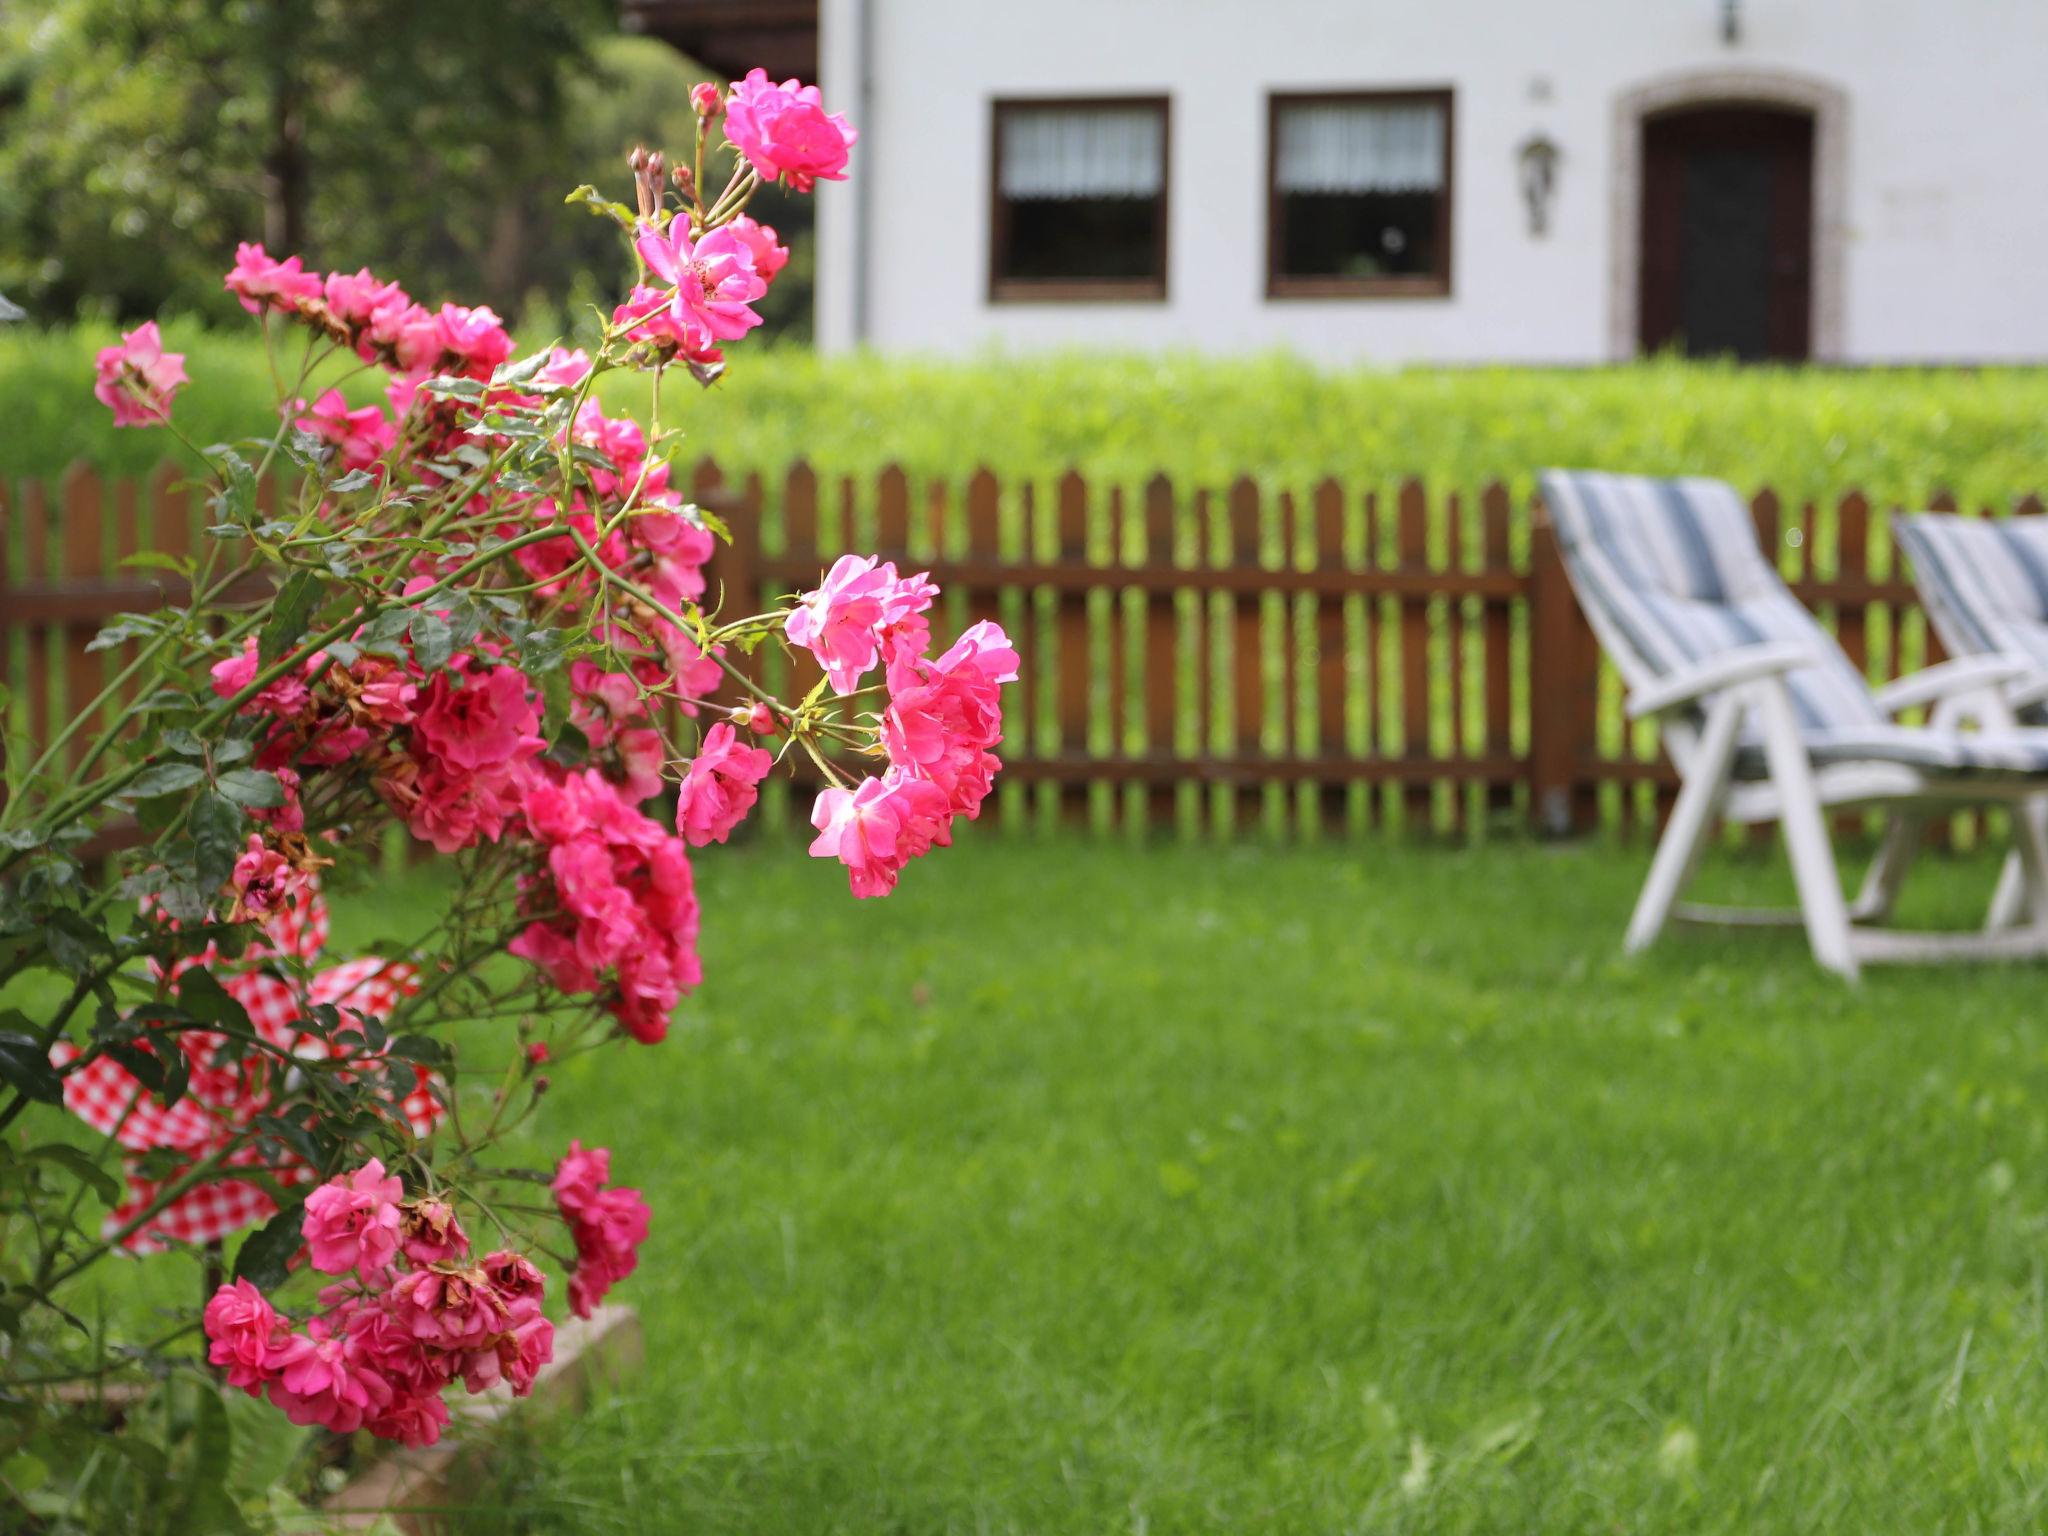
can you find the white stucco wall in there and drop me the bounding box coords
[815,0,2048,364]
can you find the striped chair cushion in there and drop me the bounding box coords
[1540,470,1883,736]
[1894,512,2048,676]
[1738,723,2048,779]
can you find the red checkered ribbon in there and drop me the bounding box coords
[51,882,443,1250]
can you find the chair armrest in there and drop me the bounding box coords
[1625,642,1812,719]
[2002,672,2048,712]
[1872,653,2035,715]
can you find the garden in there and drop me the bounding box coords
[8,8,2048,1535]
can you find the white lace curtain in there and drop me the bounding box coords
[1275,100,1445,194]
[1000,106,1164,201]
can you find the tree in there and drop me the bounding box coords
[0,0,613,321]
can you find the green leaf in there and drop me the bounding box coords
[175,968,253,1033]
[24,1143,121,1207]
[118,549,194,577]
[419,375,487,403]
[492,350,553,388]
[259,570,326,664]
[328,468,377,494]
[190,792,247,894]
[86,613,166,653]
[215,768,285,810]
[410,610,454,673]
[44,911,109,975]
[232,1208,303,1290]
[105,1042,166,1094]
[385,1034,449,1068]
[211,450,258,526]
[0,1029,63,1104]
[175,1383,247,1533]
[517,626,572,674]
[223,1386,309,1507]
[128,761,206,798]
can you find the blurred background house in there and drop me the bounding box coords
[629,0,2048,365]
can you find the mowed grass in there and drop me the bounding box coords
[385,834,2048,1535]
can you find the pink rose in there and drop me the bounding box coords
[783,553,895,694]
[808,770,953,899]
[552,1143,650,1319]
[434,302,514,380]
[265,1328,390,1433]
[634,221,767,344]
[92,321,188,429]
[229,834,302,919]
[722,69,857,192]
[675,723,772,847]
[727,215,790,282]
[301,1158,404,1276]
[413,666,543,774]
[203,1279,288,1391]
[224,243,323,316]
[295,388,395,472]
[385,1263,511,1351]
[398,1198,469,1267]
[691,81,724,118]
[324,267,407,331]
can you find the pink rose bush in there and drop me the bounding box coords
[14,62,1007,1453]
[205,1161,585,1445]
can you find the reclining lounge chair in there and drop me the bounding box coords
[1541,470,2048,979]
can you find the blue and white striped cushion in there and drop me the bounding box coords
[1739,724,2048,779]
[1540,470,1883,736]
[1894,513,2048,676]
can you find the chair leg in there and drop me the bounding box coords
[1626,690,1742,955]
[1986,851,2026,931]
[1852,813,1923,925]
[2008,798,2048,935]
[1754,681,1858,980]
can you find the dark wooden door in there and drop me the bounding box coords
[1639,106,1813,361]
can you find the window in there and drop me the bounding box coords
[990,97,1169,301]
[1267,90,1453,297]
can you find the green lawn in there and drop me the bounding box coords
[347,833,2048,1535]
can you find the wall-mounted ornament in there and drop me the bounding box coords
[1518,134,1560,238]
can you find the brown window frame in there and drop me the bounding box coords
[1265,88,1455,300]
[988,94,1172,304]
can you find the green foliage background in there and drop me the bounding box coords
[7,323,2048,510]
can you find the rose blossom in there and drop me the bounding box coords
[295,388,395,471]
[634,221,767,343]
[808,770,952,899]
[691,80,723,118]
[675,723,773,846]
[209,636,312,719]
[203,1279,288,1390]
[265,1327,391,1433]
[224,243,323,315]
[324,267,407,333]
[92,322,188,428]
[783,553,894,693]
[229,834,300,919]
[552,1142,651,1318]
[722,69,857,192]
[412,666,543,774]
[301,1157,404,1275]
[727,215,790,282]
[398,1198,469,1266]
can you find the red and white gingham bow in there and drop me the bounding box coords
[51,884,444,1251]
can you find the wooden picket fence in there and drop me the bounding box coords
[2,460,2038,840]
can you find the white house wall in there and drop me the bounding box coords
[814,0,2048,363]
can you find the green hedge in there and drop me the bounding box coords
[8,323,2048,508]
